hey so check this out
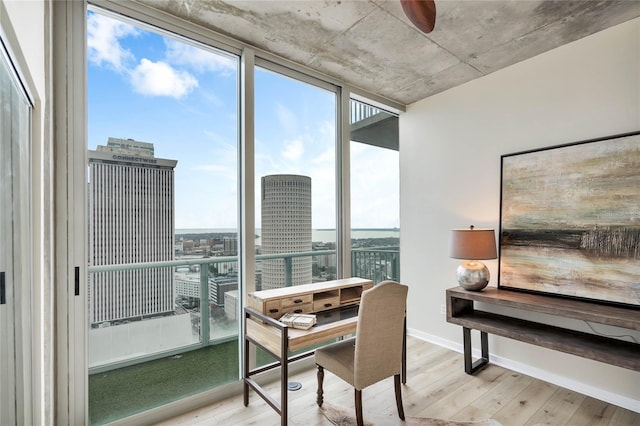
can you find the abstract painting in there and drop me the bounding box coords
[499,131,640,307]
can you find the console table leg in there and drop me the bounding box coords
[480,330,488,362]
[463,327,489,375]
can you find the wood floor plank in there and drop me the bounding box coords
[417,364,507,419]
[609,406,640,426]
[154,337,640,426]
[403,357,468,412]
[451,370,531,422]
[492,379,558,425]
[526,387,586,425]
[468,370,533,416]
[567,396,618,426]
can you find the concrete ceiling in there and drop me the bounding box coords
[136,0,640,106]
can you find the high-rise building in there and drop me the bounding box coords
[261,174,312,290]
[88,137,178,325]
[223,236,237,255]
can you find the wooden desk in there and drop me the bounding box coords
[243,278,405,426]
[247,277,373,321]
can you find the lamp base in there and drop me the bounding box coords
[456,260,490,291]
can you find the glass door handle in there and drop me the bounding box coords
[0,271,5,304]
[75,267,80,296]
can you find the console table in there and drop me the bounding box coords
[244,278,406,426]
[446,286,640,374]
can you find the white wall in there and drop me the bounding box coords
[401,17,640,411]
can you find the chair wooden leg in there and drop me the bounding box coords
[394,374,405,420]
[316,365,324,407]
[355,389,363,426]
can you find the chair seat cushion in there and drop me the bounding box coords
[315,338,356,387]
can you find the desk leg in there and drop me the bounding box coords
[281,327,289,426]
[243,338,250,406]
[243,314,249,406]
[463,327,489,375]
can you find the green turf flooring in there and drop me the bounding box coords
[89,341,239,425]
[89,338,335,424]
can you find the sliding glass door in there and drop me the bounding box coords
[0,35,32,426]
[86,9,240,423]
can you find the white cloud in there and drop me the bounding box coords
[165,40,237,75]
[312,147,334,165]
[276,103,298,135]
[282,139,304,162]
[129,59,198,98]
[87,13,138,72]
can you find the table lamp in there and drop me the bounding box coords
[449,226,497,291]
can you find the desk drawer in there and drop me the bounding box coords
[264,300,282,318]
[281,294,313,309]
[313,296,340,312]
[262,295,313,319]
[281,303,313,316]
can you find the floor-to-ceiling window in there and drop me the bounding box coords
[349,98,400,283]
[254,64,338,292]
[77,3,400,423]
[86,9,240,424]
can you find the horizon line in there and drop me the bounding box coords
[174,227,400,231]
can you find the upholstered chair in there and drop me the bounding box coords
[314,280,408,426]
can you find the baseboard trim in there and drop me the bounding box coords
[407,328,640,413]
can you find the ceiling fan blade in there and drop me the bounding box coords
[400,0,436,33]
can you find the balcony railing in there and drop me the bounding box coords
[350,99,382,124]
[86,247,398,373]
[351,246,400,283]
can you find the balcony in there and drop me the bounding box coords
[351,246,400,283]
[350,100,398,151]
[87,247,399,424]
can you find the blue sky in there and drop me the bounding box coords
[87,10,398,230]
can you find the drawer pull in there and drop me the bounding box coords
[269,308,279,313]
[293,309,303,313]
[294,299,303,304]
[324,303,333,308]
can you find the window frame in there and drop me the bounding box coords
[59,0,403,423]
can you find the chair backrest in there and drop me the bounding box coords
[353,280,408,390]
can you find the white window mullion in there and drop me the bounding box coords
[338,86,351,279]
[52,0,88,424]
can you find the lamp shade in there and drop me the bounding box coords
[449,227,497,260]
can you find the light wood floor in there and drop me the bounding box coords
[156,337,639,426]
